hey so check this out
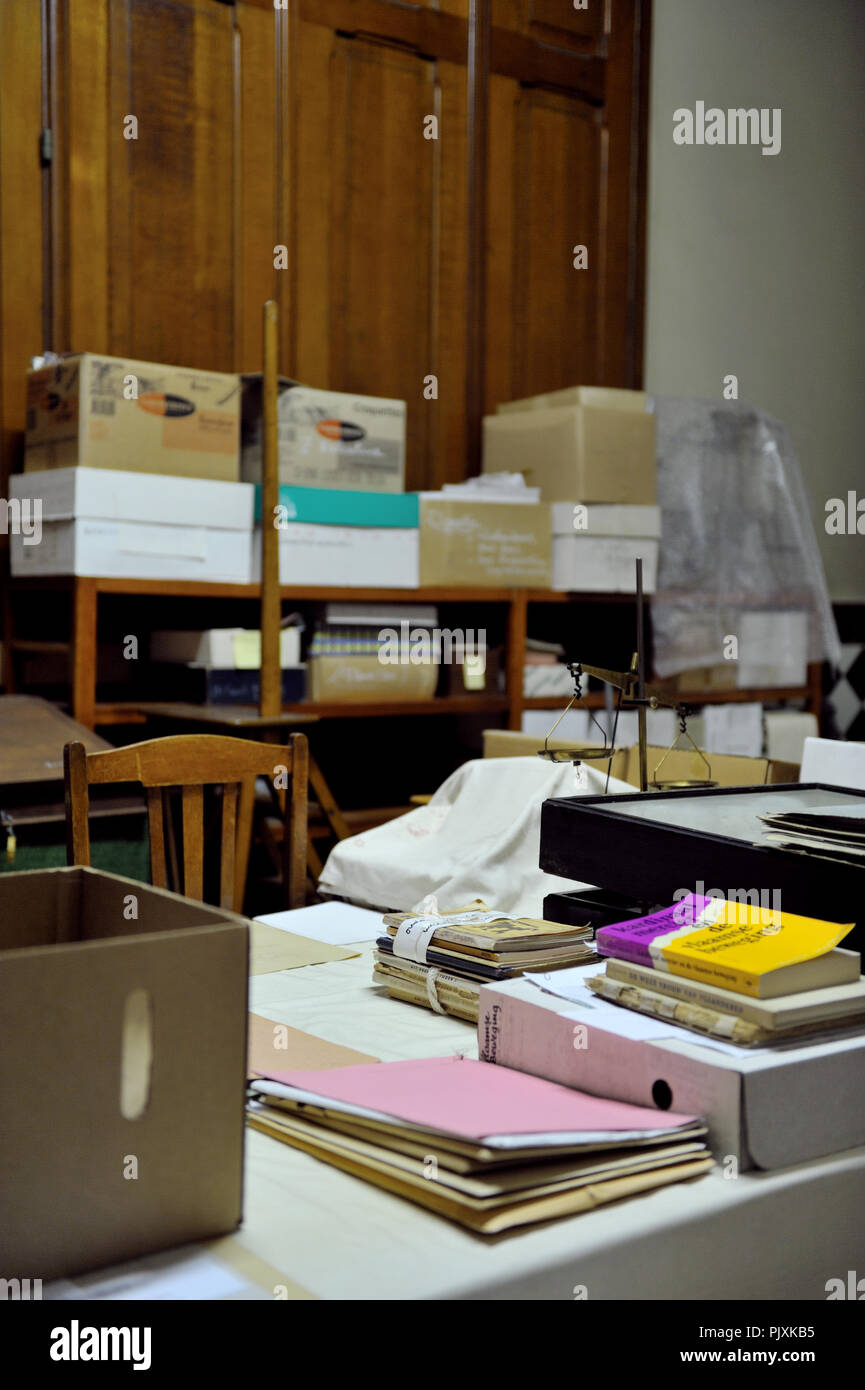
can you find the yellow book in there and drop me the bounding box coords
[657,902,855,998]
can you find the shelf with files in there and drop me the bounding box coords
[2,575,821,733]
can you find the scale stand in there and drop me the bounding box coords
[537,559,717,791]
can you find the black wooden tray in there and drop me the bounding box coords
[540,783,865,946]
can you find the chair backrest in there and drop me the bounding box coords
[64,732,308,912]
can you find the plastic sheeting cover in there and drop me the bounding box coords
[651,397,840,678]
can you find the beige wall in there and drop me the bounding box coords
[644,0,865,601]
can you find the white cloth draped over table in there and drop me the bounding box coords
[319,756,633,917]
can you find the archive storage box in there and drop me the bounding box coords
[419,496,552,587]
[0,866,248,1280]
[550,502,661,592]
[254,484,419,587]
[10,468,253,582]
[479,978,865,1170]
[25,353,240,482]
[241,375,406,492]
[482,404,656,504]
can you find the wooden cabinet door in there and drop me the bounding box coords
[485,0,649,409]
[282,10,470,490]
[53,0,241,372]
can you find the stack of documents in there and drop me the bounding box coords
[760,802,865,865]
[373,904,596,1022]
[247,1056,712,1234]
[587,893,865,1046]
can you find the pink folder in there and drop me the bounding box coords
[259,1055,697,1140]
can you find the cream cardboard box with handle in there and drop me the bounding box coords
[0,866,248,1280]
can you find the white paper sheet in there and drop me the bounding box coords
[48,1251,253,1302]
[255,901,385,945]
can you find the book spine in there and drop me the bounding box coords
[605,959,770,1027]
[663,954,760,998]
[476,985,653,1108]
[597,941,656,968]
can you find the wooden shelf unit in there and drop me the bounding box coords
[3,574,822,733]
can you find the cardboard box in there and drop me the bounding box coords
[25,354,240,481]
[481,733,795,790]
[523,664,573,698]
[482,729,580,759]
[241,375,406,492]
[479,978,865,1169]
[497,386,649,414]
[737,610,809,688]
[150,628,301,668]
[419,496,551,588]
[308,654,437,702]
[673,664,740,693]
[0,866,248,1279]
[253,483,419,587]
[483,406,656,505]
[550,501,660,592]
[10,468,253,581]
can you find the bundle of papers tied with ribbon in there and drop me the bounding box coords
[373,902,596,1022]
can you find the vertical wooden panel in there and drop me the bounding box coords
[63,0,110,352]
[60,0,237,370]
[486,82,603,406]
[0,0,44,500]
[235,0,278,371]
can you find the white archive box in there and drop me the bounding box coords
[479,977,865,1170]
[254,524,419,588]
[10,468,253,582]
[550,502,661,592]
[150,627,301,668]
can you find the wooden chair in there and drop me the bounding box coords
[64,732,308,912]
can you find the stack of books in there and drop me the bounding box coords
[587,893,865,1046]
[373,905,596,1022]
[247,1055,712,1234]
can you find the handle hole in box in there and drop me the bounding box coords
[120,988,153,1120]
[651,1079,673,1110]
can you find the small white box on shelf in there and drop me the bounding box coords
[550,502,661,592]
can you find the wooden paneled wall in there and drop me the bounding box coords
[0,0,650,500]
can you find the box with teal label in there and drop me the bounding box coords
[252,485,420,587]
[254,485,418,529]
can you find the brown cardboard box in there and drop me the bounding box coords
[673,664,740,693]
[25,353,240,481]
[419,497,552,587]
[482,730,578,759]
[0,866,247,1280]
[241,375,406,492]
[481,732,797,790]
[482,407,656,505]
[308,654,438,702]
[497,386,649,414]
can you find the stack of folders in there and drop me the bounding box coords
[760,802,865,865]
[588,893,865,1047]
[247,1056,712,1234]
[373,904,596,1022]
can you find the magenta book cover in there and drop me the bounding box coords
[596,894,713,966]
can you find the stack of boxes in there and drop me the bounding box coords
[12,355,663,704]
[481,385,661,593]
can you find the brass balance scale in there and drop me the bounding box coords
[537,559,717,792]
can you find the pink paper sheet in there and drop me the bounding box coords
[260,1056,696,1139]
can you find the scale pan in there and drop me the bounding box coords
[538,746,617,763]
[649,778,719,790]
